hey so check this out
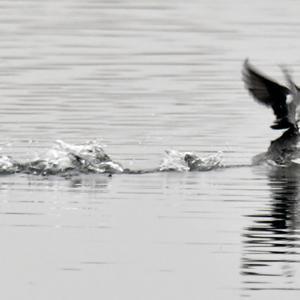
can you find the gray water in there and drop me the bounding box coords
[1,0,300,299]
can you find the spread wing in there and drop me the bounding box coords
[243,59,290,119]
[281,67,300,124]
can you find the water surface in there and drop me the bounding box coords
[1,0,300,299]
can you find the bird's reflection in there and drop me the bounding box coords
[241,129,300,292]
[23,173,112,191]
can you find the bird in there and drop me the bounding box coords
[242,59,300,130]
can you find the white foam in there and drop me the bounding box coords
[159,149,223,172]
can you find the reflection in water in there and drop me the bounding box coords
[2,0,300,299]
[67,173,112,190]
[242,131,300,293]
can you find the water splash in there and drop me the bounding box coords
[0,140,124,176]
[159,150,223,172]
[0,155,18,174]
[0,141,224,176]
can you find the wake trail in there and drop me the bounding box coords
[0,140,226,176]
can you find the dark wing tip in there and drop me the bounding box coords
[242,59,273,107]
[242,59,289,106]
[242,59,290,122]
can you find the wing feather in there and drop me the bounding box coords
[243,59,289,119]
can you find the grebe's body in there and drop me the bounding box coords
[243,60,300,166]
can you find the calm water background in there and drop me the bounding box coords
[1,0,300,299]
